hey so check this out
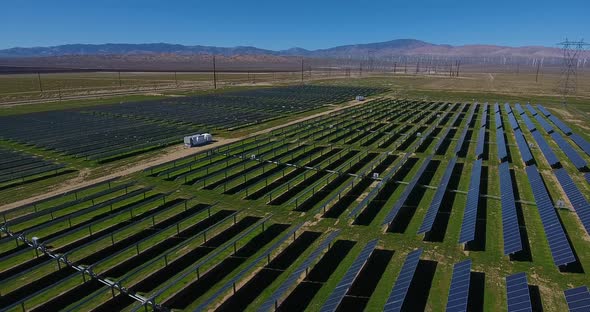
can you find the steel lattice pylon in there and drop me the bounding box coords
[558,38,589,104]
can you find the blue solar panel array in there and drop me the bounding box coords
[418,156,457,234]
[258,230,341,312]
[553,168,590,236]
[570,133,590,157]
[514,129,533,164]
[458,159,482,244]
[475,126,486,159]
[446,260,472,312]
[515,103,525,115]
[499,162,523,255]
[550,132,588,170]
[506,272,532,312]
[320,239,379,312]
[509,114,520,130]
[525,165,576,267]
[504,103,513,115]
[586,173,590,185]
[548,115,573,135]
[494,103,500,114]
[521,113,536,132]
[564,286,590,312]
[383,248,423,312]
[497,127,508,162]
[531,131,560,167]
[537,105,551,117]
[526,104,537,116]
[534,113,554,134]
[382,156,432,226]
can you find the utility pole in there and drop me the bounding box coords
[174,71,178,87]
[359,61,362,77]
[456,60,461,77]
[213,55,217,89]
[535,60,541,83]
[37,72,43,92]
[557,39,589,104]
[301,59,304,83]
[118,71,122,87]
[393,62,397,74]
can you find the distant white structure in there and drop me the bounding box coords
[355,95,366,101]
[184,133,212,147]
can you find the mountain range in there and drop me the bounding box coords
[0,39,562,59]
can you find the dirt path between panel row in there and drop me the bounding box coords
[0,98,372,212]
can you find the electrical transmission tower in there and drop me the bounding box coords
[558,38,589,103]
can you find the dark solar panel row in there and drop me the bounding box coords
[382,156,433,226]
[506,272,532,312]
[458,159,483,244]
[564,286,590,312]
[418,156,458,234]
[570,133,590,157]
[446,259,472,312]
[548,115,573,135]
[531,131,560,167]
[534,113,554,134]
[514,129,533,164]
[259,230,341,311]
[525,103,538,116]
[521,113,536,132]
[497,127,508,162]
[537,105,551,117]
[550,132,588,170]
[383,248,423,312]
[475,126,486,159]
[553,168,590,236]
[525,165,576,267]
[320,239,379,312]
[499,162,523,255]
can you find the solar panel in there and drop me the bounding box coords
[320,239,379,312]
[383,248,423,312]
[504,103,513,115]
[550,132,587,170]
[382,156,432,226]
[481,111,488,128]
[494,103,500,114]
[458,159,482,244]
[531,131,560,167]
[475,126,486,159]
[455,126,469,155]
[521,113,536,132]
[525,104,537,116]
[525,165,576,267]
[553,168,590,236]
[508,114,519,130]
[515,103,525,115]
[418,157,457,234]
[495,111,503,129]
[259,230,340,312]
[570,133,590,157]
[499,162,523,255]
[514,129,533,164]
[548,115,573,135]
[497,127,508,162]
[506,272,532,312]
[564,286,590,312]
[446,260,472,312]
[537,104,551,117]
[465,104,476,127]
[586,173,590,185]
[534,113,554,134]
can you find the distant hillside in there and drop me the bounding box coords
[0,39,562,59]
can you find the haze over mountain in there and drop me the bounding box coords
[0,39,562,59]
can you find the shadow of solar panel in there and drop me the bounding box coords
[548,115,573,135]
[514,129,533,164]
[383,248,423,312]
[259,230,340,312]
[418,157,457,234]
[446,260,472,312]
[525,165,576,267]
[499,162,523,255]
[319,239,379,312]
[506,272,532,312]
[458,159,482,244]
[570,134,590,157]
[531,131,559,167]
[382,156,432,226]
[564,286,590,312]
[550,132,587,170]
[553,168,590,236]
[497,127,508,161]
[537,105,551,117]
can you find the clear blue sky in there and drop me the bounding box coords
[1,0,588,50]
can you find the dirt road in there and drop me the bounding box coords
[0,98,371,212]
